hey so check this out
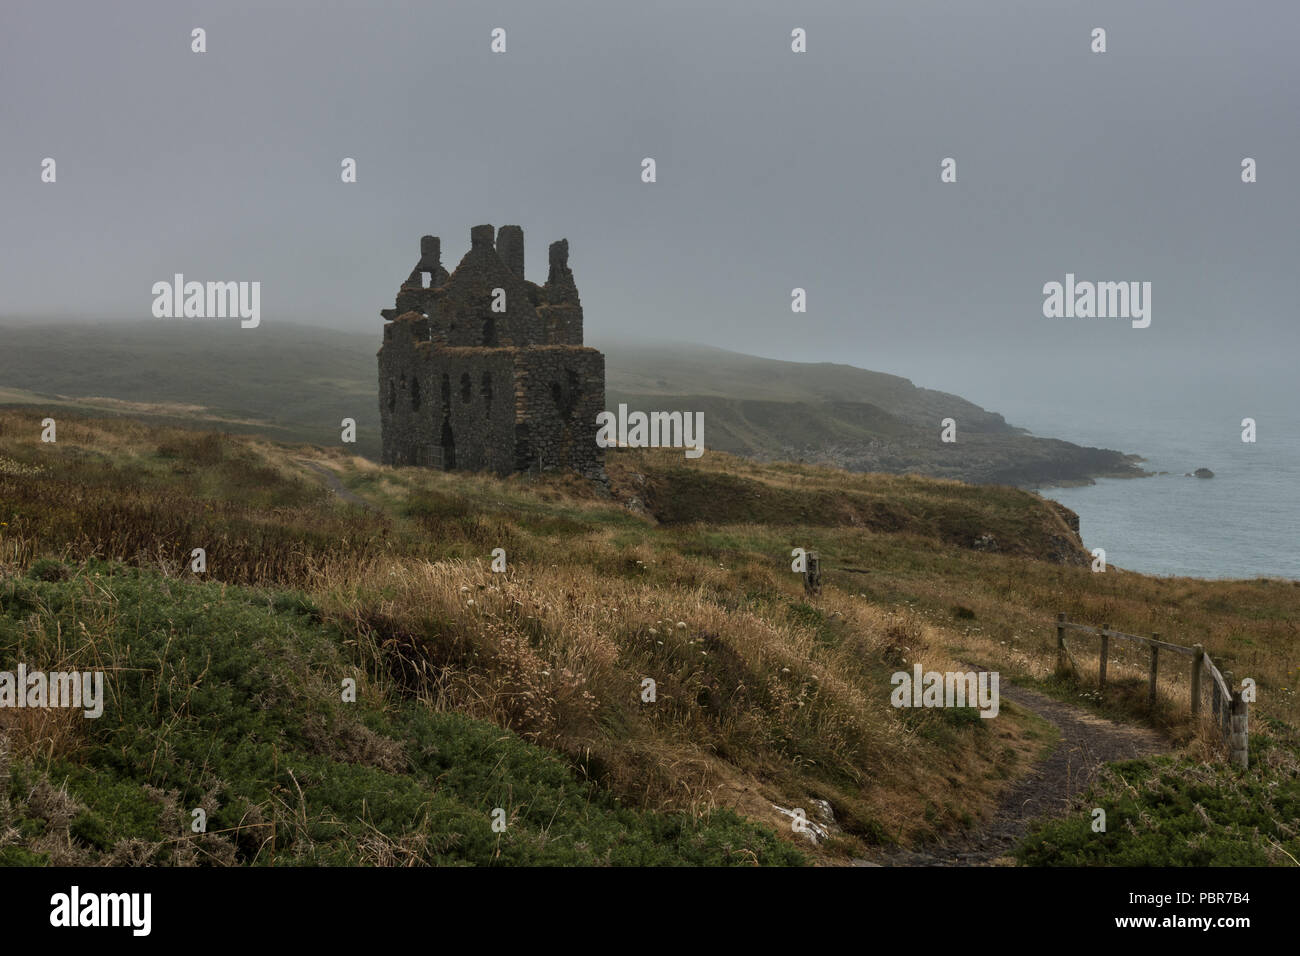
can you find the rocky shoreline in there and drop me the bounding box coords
[776,435,1150,489]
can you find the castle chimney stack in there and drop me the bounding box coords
[418,235,440,271]
[497,225,524,278]
[470,224,495,251]
[547,239,569,281]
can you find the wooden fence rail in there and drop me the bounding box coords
[1054,613,1248,768]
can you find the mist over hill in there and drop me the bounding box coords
[0,320,1142,485]
[599,342,1143,486]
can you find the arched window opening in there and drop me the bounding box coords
[440,420,456,470]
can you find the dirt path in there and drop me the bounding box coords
[297,459,377,510]
[857,682,1168,866]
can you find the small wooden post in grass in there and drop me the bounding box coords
[1148,635,1160,709]
[1212,670,1221,722]
[1191,644,1203,717]
[1222,671,1234,738]
[1056,613,1068,674]
[1230,688,1249,769]
[803,551,822,597]
[1099,625,1109,687]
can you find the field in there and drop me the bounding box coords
[0,408,1296,865]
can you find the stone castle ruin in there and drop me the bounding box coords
[378,225,605,478]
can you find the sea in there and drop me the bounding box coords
[892,356,1298,581]
[992,381,1297,581]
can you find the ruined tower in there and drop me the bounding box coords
[378,225,606,478]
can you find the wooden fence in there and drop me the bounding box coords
[1054,613,1248,768]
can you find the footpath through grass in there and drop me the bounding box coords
[2,411,1297,866]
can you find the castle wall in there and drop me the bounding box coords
[511,347,605,477]
[422,348,517,475]
[536,302,583,345]
[432,225,543,348]
[378,314,430,465]
[538,238,583,345]
[496,225,524,279]
[379,227,605,480]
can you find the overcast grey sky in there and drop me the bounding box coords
[2,0,1296,408]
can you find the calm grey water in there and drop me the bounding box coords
[1010,393,1297,580]
[885,355,1298,581]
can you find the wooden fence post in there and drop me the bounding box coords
[1041,618,1240,761]
[1230,689,1248,769]
[803,551,822,596]
[1190,644,1203,717]
[1221,671,1233,739]
[1148,636,1160,709]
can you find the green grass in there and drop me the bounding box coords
[1015,742,1300,866]
[0,563,804,866]
[2,409,1296,866]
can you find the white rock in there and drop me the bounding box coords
[771,803,831,845]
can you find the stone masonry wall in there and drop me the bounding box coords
[419,347,517,474]
[379,313,429,466]
[511,346,605,478]
[377,225,605,479]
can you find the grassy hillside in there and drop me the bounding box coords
[0,321,374,454]
[600,343,1015,421]
[0,320,1142,485]
[0,565,801,866]
[603,344,1144,484]
[0,410,1294,865]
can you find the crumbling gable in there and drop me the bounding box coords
[378,225,605,479]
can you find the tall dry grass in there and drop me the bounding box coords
[307,546,999,840]
[7,409,1290,851]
